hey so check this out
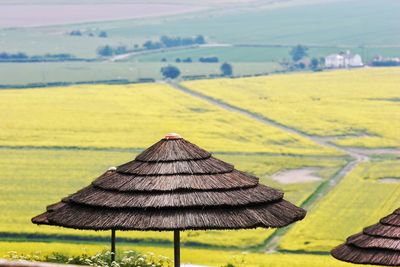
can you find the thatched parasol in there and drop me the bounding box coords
[32,133,306,266]
[331,208,400,266]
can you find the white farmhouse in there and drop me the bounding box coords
[325,50,363,68]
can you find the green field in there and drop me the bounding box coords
[0,0,399,86]
[0,62,282,86]
[130,46,400,64]
[2,0,399,57]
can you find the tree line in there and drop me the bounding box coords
[164,56,220,63]
[160,62,232,79]
[289,45,324,71]
[97,35,206,57]
[0,52,76,62]
[144,35,205,50]
[69,30,108,38]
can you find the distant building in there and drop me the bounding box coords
[325,51,363,68]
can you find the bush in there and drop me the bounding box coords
[143,41,162,50]
[144,35,206,50]
[114,46,128,55]
[97,45,114,57]
[290,45,308,62]
[372,60,400,67]
[199,56,219,63]
[6,250,171,267]
[220,62,233,76]
[69,30,82,36]
[310,57,319,71]
[298,62,306,69]
[182,57,192,63]
[96,45,131,57]
[99,31,108,38]
[0,52,28,60]
[6,251,41,262]
[160,35,205,48]
[194,35,205,45]
[161,65,180,79]
[0,52,75,62]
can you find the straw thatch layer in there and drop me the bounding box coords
[93,170,259,191]
[68,184,283,208]
[135,138,210,162]
[47,202,66,212]
[117,157,233,175]
[32,136,306,231]
[33,199,305,231]
[331,208,400,266]
[364,223,400,239]
[31,212,50,224]
[348,233,400,250]
[381,213,400,226]
[332,244,400,266]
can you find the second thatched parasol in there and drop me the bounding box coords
[331,208,400,266]
[32,133,306,266]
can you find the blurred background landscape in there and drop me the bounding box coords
[0,0,399,86]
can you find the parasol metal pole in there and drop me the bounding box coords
[174,230,180,267]
[111,229,116,262]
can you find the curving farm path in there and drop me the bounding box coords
[168,81,380,251]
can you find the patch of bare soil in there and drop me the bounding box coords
[379,177,400,183]
[271,167,322,184]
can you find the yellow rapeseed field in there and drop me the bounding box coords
[0,83,337,156]
[183,68,400,148]
[0,82,346,252]
[0,148,345,248]
[2,70,398,266]
[279,158,400,252]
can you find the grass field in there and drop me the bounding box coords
[183,68,400,149]
[131,46,400,64]
[0,62,282,86]
[1,0,399,86]
[1,0,399,57]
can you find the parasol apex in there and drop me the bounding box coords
[164,133,182,140]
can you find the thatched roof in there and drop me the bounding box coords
[32,134,306,231]
[331,208,400,266]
